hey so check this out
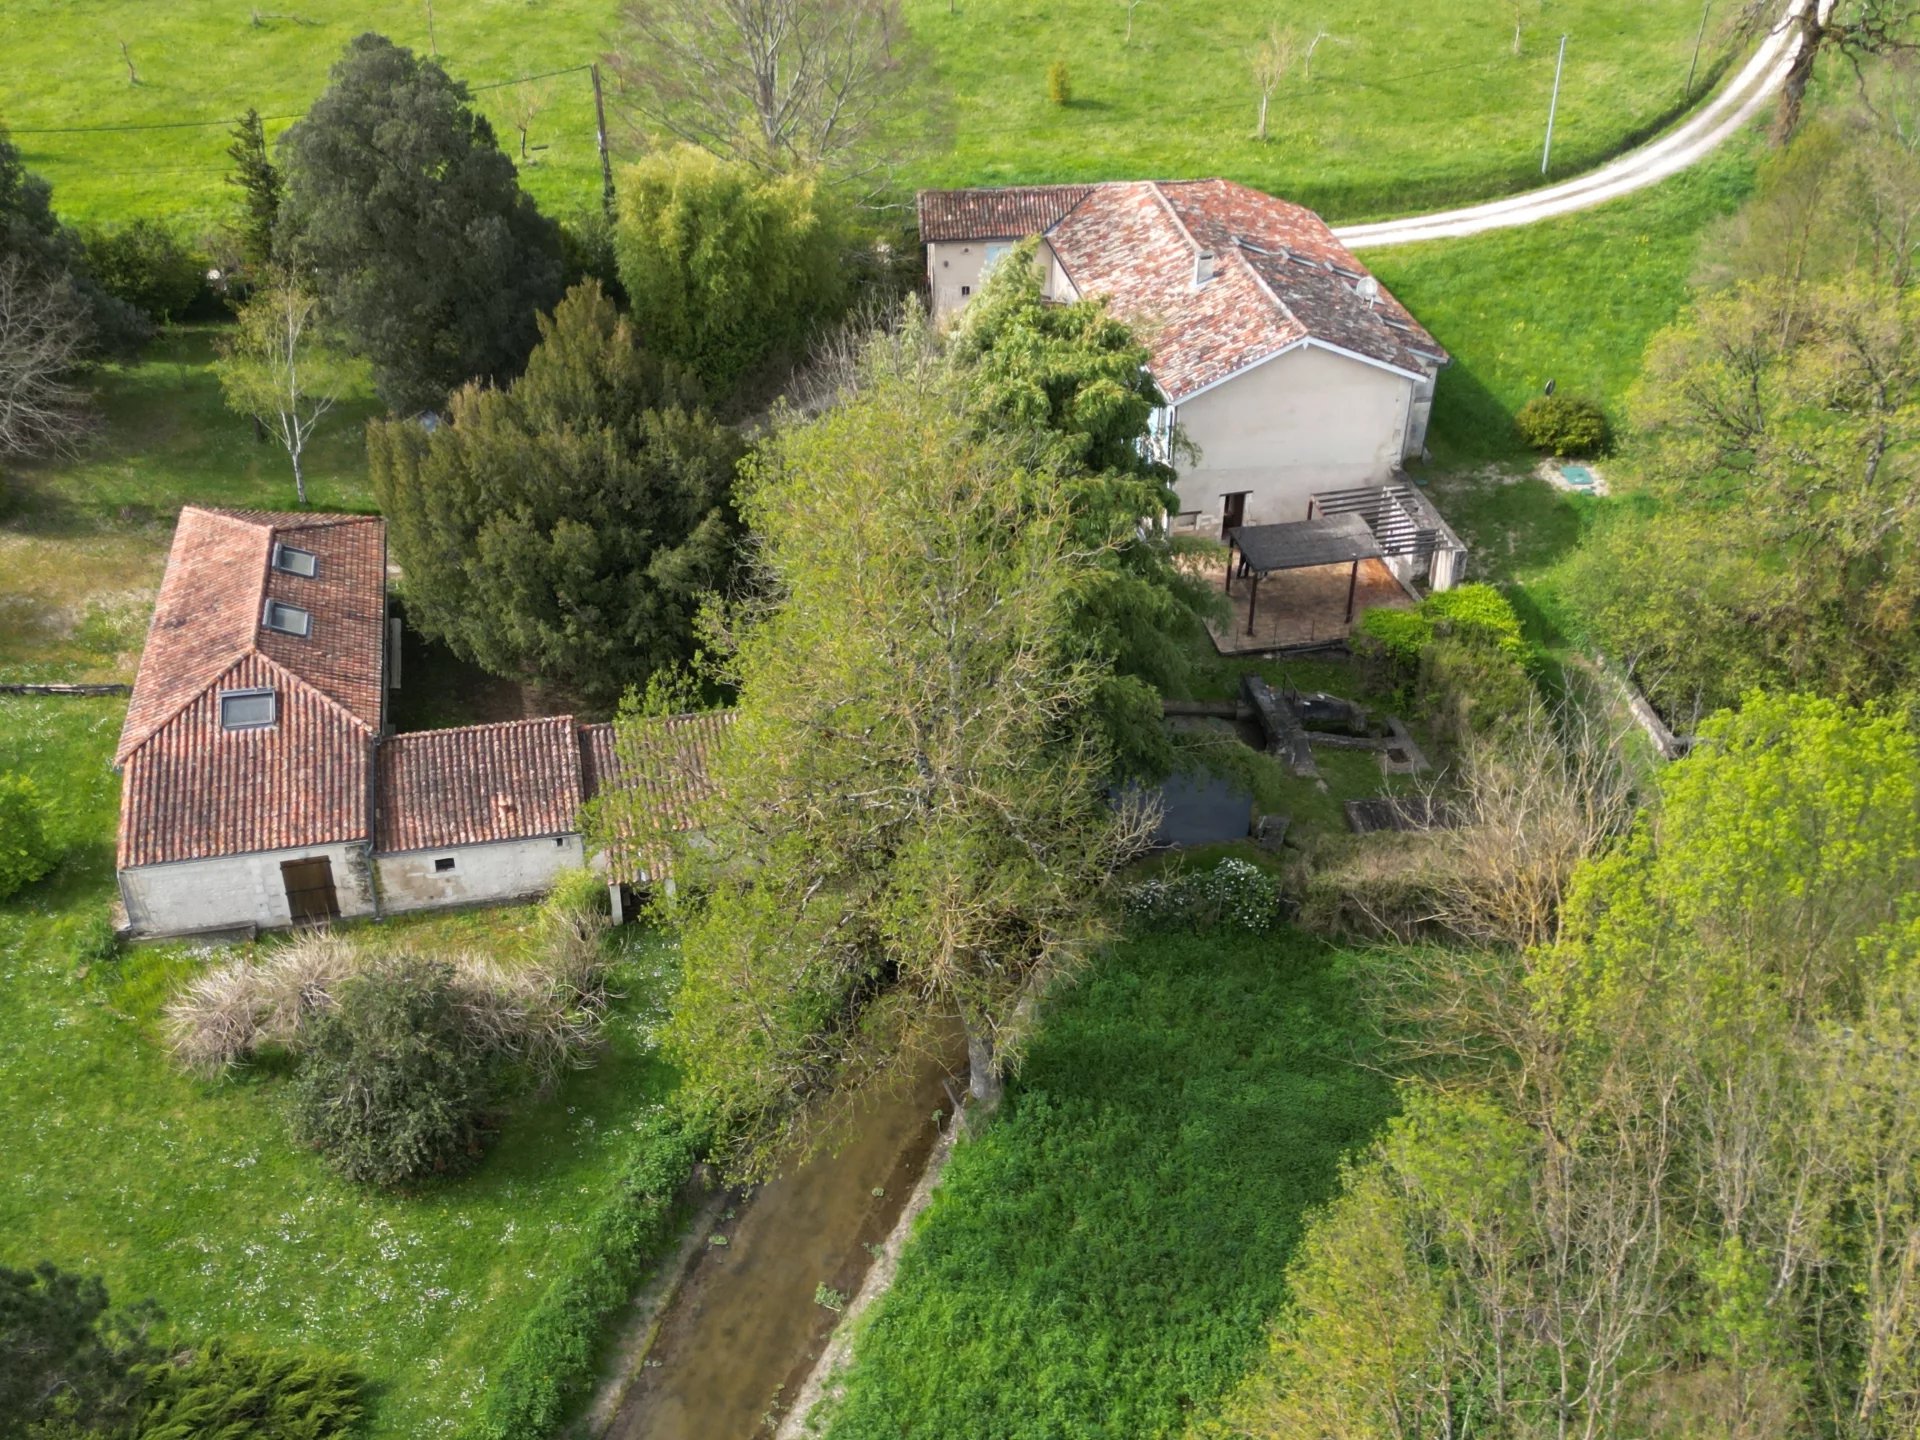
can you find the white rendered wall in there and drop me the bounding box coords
[1174,345,1415,529]
[375,834,585,914]
[120,841,375,936]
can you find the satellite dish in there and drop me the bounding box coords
[1545,377,1557,396]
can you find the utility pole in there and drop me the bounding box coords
[1686,0,1712,96]
[425,0,438,57]
[1541,33,1567,175]
[591,62,615,217]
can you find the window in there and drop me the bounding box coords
[434,856,456,873]
[271,543,318,577]
[262,599,311,636]
[960,284,971,297]
[982,242,1013,275]
[219,688,276,730]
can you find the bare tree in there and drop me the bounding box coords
[1738,0,1920,138]
[505,79,552,159]
[1303,27,1348,82]
[1509,0,1538,55]
[1251,24,1300,141]
[213,278,356,506]
[1122,0,1151,44]
[606,0,912,177]
[0,256,95,461]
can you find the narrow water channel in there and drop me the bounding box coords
[605,1048,962,1440]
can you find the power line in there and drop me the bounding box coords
[2,63,596,136]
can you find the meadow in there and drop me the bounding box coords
[814,925,1394,1438]
[1,0,1741,229]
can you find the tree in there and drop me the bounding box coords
[288,954,497,1187]
[274,34,564,414]
[369,280,742,703]
[950,247,1218,778]
[80,220,203,325]
[0,129,146,356]
[226,108,281,269]
[214,277,358,506]
[1250,24,1299,142]
[0,1262,157,1437]
[1738,0,1920,137]
[0,257,94,461]
[621,364,1151,1176]
[607,0,912,177]
[136,1339,362,1440]
[1121,0,1151,45]
[611,145,847,394]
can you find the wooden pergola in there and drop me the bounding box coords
[1224,513,1386,636]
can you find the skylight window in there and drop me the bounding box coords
[219,688,276,730]
[272,543,318,578]
[262,599,311,637]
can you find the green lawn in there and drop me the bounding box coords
[815,926,1393,1438]
[5,1,1739,230]
[0,691,682,1439]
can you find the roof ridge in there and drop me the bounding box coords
[385,715,580,744]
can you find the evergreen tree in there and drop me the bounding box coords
[369,281,741,703]
[225,108,281,269]
[275,34,564,414]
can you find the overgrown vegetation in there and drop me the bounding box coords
[815,928,1393,1438]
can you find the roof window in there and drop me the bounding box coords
[262,599,311,637]
[272,543,318,578]
[219,688,277,730]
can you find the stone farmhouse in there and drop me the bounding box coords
[113,506,720,938]
[918,178,1452,542]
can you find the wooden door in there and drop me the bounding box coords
[281,857,340,923]
[1221,491,1249,539]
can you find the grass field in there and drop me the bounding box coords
[815,926,1393,1439]
[2,1,1741,229]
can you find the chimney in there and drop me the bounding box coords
[1194,250,1215,288]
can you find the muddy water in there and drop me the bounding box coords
[605,1050,962,1440]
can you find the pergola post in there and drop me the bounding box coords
[1224,535,1236,593]
[1246,573,1260,635]
[1344,557,1360,623]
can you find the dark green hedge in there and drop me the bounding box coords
[457,1111,706,1440]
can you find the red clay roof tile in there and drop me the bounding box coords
[376,717,585,853]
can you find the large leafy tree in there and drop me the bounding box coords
[369,280,741,704]
[612,145,847,396]
[275,34,564,414]
[1219,693,1920,1440]
[951,245,1218,777]
[612,362,1150,1176]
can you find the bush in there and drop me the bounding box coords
[1047,60,1072,105]
[1514,392,1609,456]
[1125,857,1279,934]
[0,772,58,901]
[458,1111,705,1440]
[1418,633,1536,751]
[136,1339,362,1440]
[1423,583,1526,654]
[288,954,497,1187]
[82,220,206,323]
[612,145,849,394]
[1352,607,1432,695]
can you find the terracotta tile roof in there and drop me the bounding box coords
[926,178,1447,402]
[580,710,732,883]
[917,184,1095,243]
[117,507,386,764]
[377,717,585,853]
[117,651,374,867]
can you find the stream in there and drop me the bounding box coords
[603,1047,963,1439]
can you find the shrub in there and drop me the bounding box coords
[82,220,206,323]
[1047,60,1072,105]
[612,145,848,393]
[1514,392,1609,456]
[164,929,354,1076]
[1418,633,1536,751]
[1125,857,1279,934]
[1423,582,1525,653]
[288,954,497,1187]
[1352,607,1432,696]
[0,772,58,901]
[137,1339,362,1440]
